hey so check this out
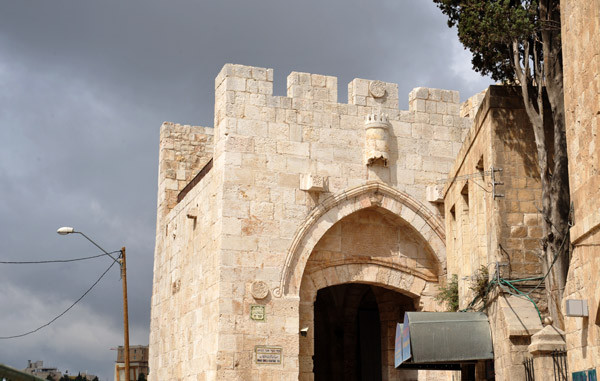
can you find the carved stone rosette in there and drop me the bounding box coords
[364,113,390,166]
[251,280,269,300]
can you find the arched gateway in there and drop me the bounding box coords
[149,64,467,381]
[273,183,447,380]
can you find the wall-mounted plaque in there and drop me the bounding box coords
[250,305,265,321]
[255,346,282,365]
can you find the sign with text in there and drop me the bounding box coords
[250,305,265,321]
[255,346,282,365]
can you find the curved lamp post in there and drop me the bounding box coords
[57,227,130,381]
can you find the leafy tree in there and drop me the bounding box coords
[92,377,99,381]
[137,373,146,381]
[433,0,569,327]
[46,375,56,381]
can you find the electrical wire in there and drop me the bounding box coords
[0,259,119,339]
[0,250,121,265]
[469,179,493,193]
[436,169,498,185]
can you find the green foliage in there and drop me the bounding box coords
[137,373,146,381]
[46,375,56,381]
[469,265,490,305]
[433,0,539,82]
[436,274,459,311]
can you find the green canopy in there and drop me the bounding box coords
[397,312,494,365]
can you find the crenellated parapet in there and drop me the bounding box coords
[151,63,476,380]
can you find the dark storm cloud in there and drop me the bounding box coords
[0,1,492,379]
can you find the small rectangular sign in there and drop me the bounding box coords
[255,346,282,365]
[250,305,265,321]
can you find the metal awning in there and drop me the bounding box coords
[395,312,494,367]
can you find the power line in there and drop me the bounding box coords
[435,168,499,184]
[0,259,118,339]
[0,250,120,264]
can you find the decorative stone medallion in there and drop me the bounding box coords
[369,80,386,98]
[251,280,269,300]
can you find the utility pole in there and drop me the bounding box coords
[57,228,131,381]
[120,247,130,381]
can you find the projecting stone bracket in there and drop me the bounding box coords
[300,174,327,192]
[426,185,444,203]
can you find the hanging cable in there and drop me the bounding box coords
[0,258,119,339]
[0,250,121,265]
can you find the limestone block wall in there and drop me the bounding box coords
[156,122,213,221]
[150,122,221,380]
[561,0,600,374]
[445,86,546,302]
[151,63,472,380]
[444,86,548,381]
[486,296,543,380]
[150,165,223,380]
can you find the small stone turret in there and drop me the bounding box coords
[364,112,390,166]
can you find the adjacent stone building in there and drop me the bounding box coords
[443,86,554,380]
[561,0,600,376]
[115,345,149,381]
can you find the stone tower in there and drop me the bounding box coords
[149,64,472,380]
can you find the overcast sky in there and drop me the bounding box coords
[0,1,492,380]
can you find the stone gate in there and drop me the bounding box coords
[149,63,473,380]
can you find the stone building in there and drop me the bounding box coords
[150,2,600,373]
[443,86,559,380]
[114,345,149,381]
[561,0,600,376]
[149,63,476,380]
[23,360,62,380]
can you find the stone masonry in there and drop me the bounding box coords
[149,64,471,380]
[443,86,549,381]
[150,1,600,377]
[561,0,600,375]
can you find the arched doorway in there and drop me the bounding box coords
[298,206,443,380]
[313,283,416,381]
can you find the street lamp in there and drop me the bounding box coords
[57,227,130,381]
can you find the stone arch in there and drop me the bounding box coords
[300,263,430,303]
[273,182,446,297]
[299,263,438,380]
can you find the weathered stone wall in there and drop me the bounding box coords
[445,86,546,302]
[561,0,600,374]
[156,122,213,220]
[150,123,221,380]
[150,63,471,380]
[149,166,223,380]
[444,86,549,381]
